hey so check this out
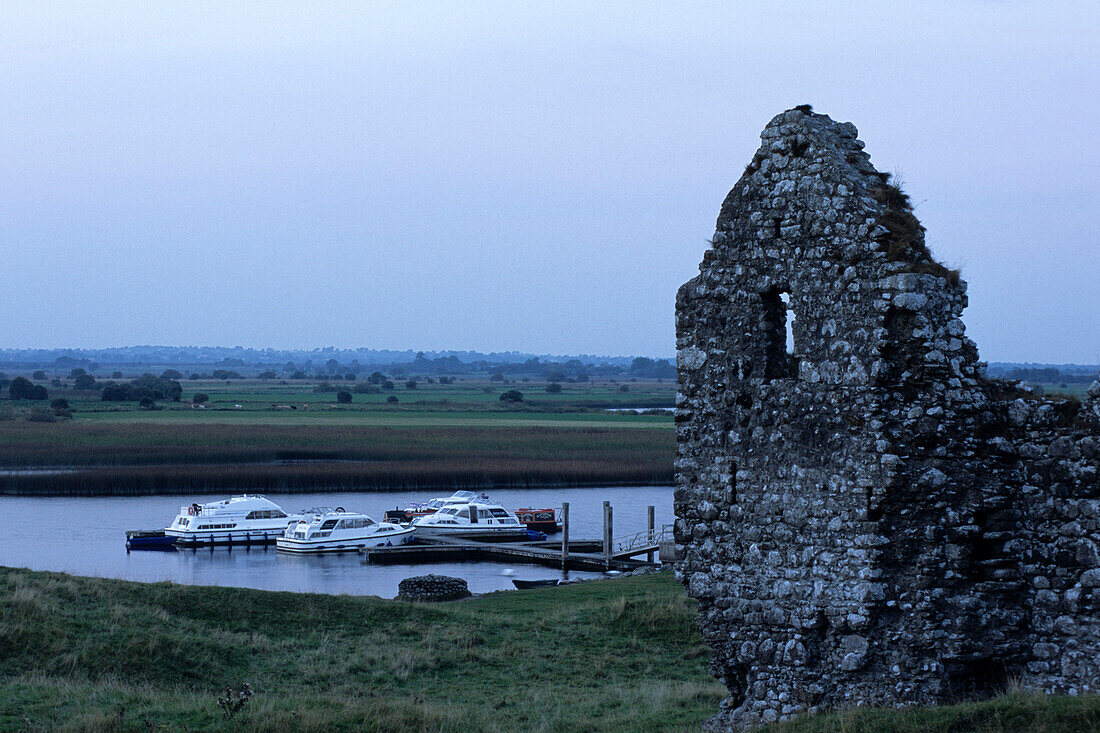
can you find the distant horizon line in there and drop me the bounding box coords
[0,345,1096,371]
[0,344,678,363]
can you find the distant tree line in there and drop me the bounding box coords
[100,374,183,403]
[1,350,680,385]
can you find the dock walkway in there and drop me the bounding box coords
[360,533,660,571]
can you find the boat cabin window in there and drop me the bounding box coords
[245,509,287,520]
[489,508,509,518]
[457,509,470,519]
[336,518,375,529]
[320,519,340,530]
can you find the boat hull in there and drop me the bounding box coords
[512,578,560,589]
[276,529,415,554]
[523,520,561,534]
[167,527,289,547]
[413,526,533,542]
[125,530,177,551]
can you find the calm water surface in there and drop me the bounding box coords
[0,486,673,598]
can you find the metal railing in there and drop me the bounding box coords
[610,524,674,556]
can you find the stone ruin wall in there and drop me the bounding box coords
[673,107,1100,730]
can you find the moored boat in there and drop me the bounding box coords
[125,529,177,551]
[512,578,560,589]
[277,508,414,554]
[165,495,302,547]
[411,496,531,541]
[384,491,562,534]
[513,507,562,534]
[383,490,481,523]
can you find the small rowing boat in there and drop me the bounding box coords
[511,578,560,589]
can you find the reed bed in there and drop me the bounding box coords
[0,424,673,495]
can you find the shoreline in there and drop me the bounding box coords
[0,466,673,496]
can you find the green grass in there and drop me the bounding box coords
[2,569,1096,732]
[32,377,677,428]
[761,692,1100,732]
[0,567,722,732]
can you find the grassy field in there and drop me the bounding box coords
[0,424,673,495]
[1037,381,1093,399]
[35,377,678,428]
[0,567,722,732]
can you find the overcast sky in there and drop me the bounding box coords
[1,2,1097,361]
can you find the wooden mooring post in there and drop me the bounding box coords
[602,501,613,569]
[561,501,570,570]
[647,505,655,564]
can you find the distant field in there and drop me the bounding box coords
[68,376,677,408]
[36,376,677,428]
[1037,381,1093,399]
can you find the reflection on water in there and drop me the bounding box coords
[0,486,673,598]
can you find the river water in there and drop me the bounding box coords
[0,486,673,598]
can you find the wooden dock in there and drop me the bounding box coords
[360,533,660,571]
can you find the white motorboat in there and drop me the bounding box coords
[385,490,483,522]
[383,490,562,534]
[411,496,531,541]
[276,508,414,554]
[165,495,301,547]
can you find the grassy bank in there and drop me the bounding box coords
[3,569,1097,732]
[0,424,673,495]
[0,567,721,732]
